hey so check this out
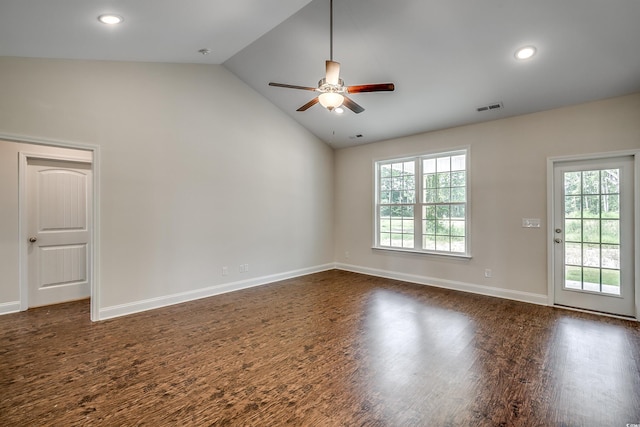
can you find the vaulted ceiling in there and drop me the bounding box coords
[2,0,639,148]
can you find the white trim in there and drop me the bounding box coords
[553,304,639,322]
[98,263,335,321]
[0,301,21,315]
[3,132,100,321]
[547,149,640,320]
[373,147,471,258]
[335,263,549,306]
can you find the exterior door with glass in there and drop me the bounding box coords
[552,156,635,317]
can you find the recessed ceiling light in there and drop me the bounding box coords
[98,14,124,25]
[515,46,536,60]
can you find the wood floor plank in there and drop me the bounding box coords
[1,270,639,426]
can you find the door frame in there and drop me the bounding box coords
[547,149,640,320]
[5,133,101,322]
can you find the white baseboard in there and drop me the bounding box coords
[98,263,335,321]
[0,301,21,315]
[335,263,549,306]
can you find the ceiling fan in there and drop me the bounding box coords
[268,0,395,114]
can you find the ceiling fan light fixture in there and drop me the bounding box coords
[515,46,536,60]
[319,92,344,111]
[98,14,124,25]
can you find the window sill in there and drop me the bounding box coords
[372,246,472,259]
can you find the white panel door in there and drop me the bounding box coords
[27,159,92,307]
[553,156,635,317]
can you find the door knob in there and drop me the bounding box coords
[554,238,562,244]
[29,237,37,243]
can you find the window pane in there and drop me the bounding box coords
[403,161,415,175]
[565,219,582,242]
[451,187,466,202]
[436,188,451,203]
[436,220,450,235]
[602,195,619,218]
[451,220,465,237]
[423,235,436,250]
[601,169,619,194]
[582,195,600,218]
[451,237,465,252]
[424,173,436,189]
[601,244,620,269]
[423,158,436,174]
[582,267,601,291]
[436,205,450,219]
[380,233,391,246]
[403,219,414,234]
[380,164,392,178]
[582,244,600,268]
[402,234,414,248]
[565,196,581,218]
[451,205,465,219]
[451,155,466,171]
[437,157,451,172]
[424,220,436,234]
[602,269,620,295]
[380,191,390,204]
[565,266,582,289]
[451,171,466,187]
[565,242,581,265]
[564,172,582,195]
[435,236,450,251]
[424,206,436,219]
[583,220,600,243]
[601,220,619,244]
[391,234,403,247]
[437,172,450,188]
[403,191,416,203]
[582,171,600,194]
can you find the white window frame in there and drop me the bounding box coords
[373,148,471,258]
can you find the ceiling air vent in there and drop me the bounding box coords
[476,102,503,112]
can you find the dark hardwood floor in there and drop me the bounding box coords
[1,270,639,426]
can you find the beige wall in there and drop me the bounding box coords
[0,57,334,317]
[334,93,640,299]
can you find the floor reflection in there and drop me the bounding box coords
[544,317,640,425]
[362,288,478,423]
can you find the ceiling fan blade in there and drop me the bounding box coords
[346,83,395,93]
[342,96,364,114]
[325,60,340,85]
[269,82,318,91]
[297,97,320,112]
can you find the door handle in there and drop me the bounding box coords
[29,237,37,243]
[554,238,562,244]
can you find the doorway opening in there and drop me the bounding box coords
[10,136,100,321]
[548,150,639,319]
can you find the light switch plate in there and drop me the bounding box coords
[522,218,541,228]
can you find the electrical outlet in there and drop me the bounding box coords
[239,264,249,273]
[484,268,492,278]
[222,266,228,276]
[345,251,350,258]
[244,264,249,272]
